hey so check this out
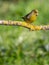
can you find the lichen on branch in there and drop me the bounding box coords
[0,20,49,31]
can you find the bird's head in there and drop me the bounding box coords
[33,9,38,16]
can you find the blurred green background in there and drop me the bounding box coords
[0,0,49,65]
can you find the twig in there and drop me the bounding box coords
[0,20,49,31]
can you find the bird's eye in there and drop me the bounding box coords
[36,13,38,16]
[36,14,38,16]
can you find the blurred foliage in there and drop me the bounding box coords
[0,0,49,65]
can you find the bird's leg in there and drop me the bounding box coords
[26,22,33,31]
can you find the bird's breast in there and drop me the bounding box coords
[30,15,36,22]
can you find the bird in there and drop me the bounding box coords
[22,9,38,23]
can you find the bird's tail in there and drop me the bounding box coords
[22,16,26,21]
[22,17,25,19]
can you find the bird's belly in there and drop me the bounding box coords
[30,15,36,22]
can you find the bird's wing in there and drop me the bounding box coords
[26,10,34,19]
[22,10,34,21]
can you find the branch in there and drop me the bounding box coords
[0,20,49,31]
